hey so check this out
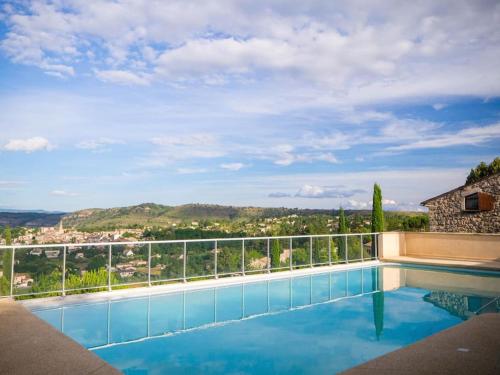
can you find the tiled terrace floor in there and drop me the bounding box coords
[0,299,120,375]
[343,313,500,375]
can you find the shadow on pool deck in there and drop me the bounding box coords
[343,313,500,375]
[0,299,120,375]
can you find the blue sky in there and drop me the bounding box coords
[0,0,499,212]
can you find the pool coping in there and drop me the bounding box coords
[382,256,500,272]
[21,260,381,309]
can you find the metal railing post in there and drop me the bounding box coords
[360,234,364,262]
[374,233,378,260]
[108,245,112,292]
[214,240,218,279]
[345,235,348,264]
[183,242,187,283]
[289,238,293,271]
[148,243,152,287]
[10,247,15,297]
[309,236,313,268]
[242,240,245,276]
[267,238,270,273]
[62,245,66,296]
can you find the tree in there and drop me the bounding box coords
[2,226,13,291]
[271,239,281,269]
[87,256,107,271]
[337,208,348,259]
[4,225,12,246]
[371,184,384,232]
[466,157,500,184]
[371,183,384,257]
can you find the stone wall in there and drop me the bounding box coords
[424,173,500,233]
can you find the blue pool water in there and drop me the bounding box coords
[30,265,500,374]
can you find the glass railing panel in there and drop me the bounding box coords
[150,243,183,282]
[186,241,215,279]
[291,237,309,269]
[66,245,109,293]
[312,236,329,266]
[111,244,149,286]
[335,235,347,263]
[217,240,243,276]
[244,239,268,274]
[347,235,362,262]
[13,246,64,296]
[269,238,290,272]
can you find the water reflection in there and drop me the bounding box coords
[423,290,500,319]
[36,268,382,350]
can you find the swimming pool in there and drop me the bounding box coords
[29,264,500,374]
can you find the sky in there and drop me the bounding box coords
[0,0,499,212]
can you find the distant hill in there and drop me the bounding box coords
[0,211,66,227]
[61,203,372,230]
[0,203,424,230]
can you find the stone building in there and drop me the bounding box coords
[421,173,499,233]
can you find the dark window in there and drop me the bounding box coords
[464,193,479,211]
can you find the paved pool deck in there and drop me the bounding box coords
[343,313,500,375]
[382,255,500,272]
[0,298,120,375]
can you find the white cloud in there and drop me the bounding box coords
[51,190,78,197]
[176,168,208,174]
[141,133,224,167]
[295,185,365,199]
[0,181,24,189]
[432,103,447,110]
[151,134,216,147]
[346,199,370,209]
[95,70,150,86]
[3,137,53,152]
[382,199,397,205]
[272,148,340,166]
[220,162,246,171]
[388,123,500,151]
[268,192,291,198]
[77,138,124,150]
[2,0,499,103]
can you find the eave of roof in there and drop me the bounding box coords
[420,172,499,206]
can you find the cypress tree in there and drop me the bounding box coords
[371,183,384,257]
[2,226,13,287]
[337,208,348,259]
[4,225,11,246]
[271,239,281,269]
[371,184,384,232]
